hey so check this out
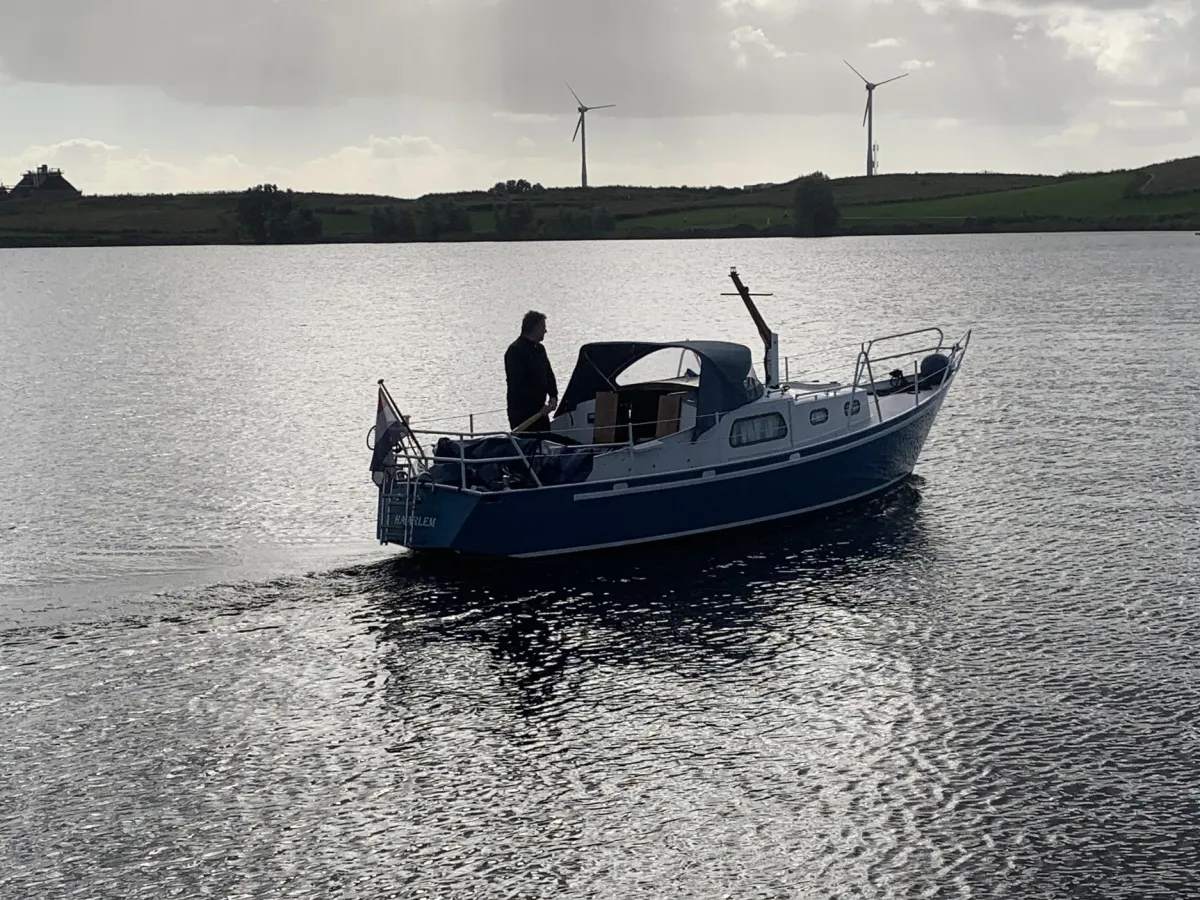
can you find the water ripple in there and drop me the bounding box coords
[3,235,1200,898]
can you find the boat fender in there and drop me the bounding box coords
[919,353,950,388]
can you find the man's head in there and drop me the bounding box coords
[521,310,547,343]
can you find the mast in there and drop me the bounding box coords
[724,268,780,388]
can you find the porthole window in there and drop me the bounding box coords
[844,399,862,417]
[810,408,829,426]
[730,412,788,448]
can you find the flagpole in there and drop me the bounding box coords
[378,379,427,463]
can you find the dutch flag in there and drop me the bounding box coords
[370,384,411,479]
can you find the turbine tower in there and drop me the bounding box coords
[844,61,908,177]
[567,83,615,189]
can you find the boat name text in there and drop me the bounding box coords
[395,515,437,528]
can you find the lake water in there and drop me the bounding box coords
[2,234,1198,898]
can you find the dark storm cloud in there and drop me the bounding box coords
[0,0,1193,126]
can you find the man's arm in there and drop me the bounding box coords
[542,346,558,407]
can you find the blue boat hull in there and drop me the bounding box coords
[379,392,946,558]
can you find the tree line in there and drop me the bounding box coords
[792,172,840,237]
[369,200,618,241]
[234,184,323,243]
[231,172,843,244]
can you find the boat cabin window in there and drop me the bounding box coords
[730,412,788,448]
[810,408,829,426]
[616,348,702,385]
[844,399,862,417]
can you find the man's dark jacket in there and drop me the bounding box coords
[504,336,558,430]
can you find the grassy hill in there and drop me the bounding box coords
[1,157,1198,248]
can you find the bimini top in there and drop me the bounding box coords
[555,340,764,438]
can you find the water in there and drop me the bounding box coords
[2,234,1198,898]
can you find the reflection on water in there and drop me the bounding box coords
[2,467,1198,897]
[4,481,952,900]
[4,234,1200,898]
[370,482,927,742]
[370,480,930,709]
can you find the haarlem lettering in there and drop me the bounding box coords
[394,515,437,528]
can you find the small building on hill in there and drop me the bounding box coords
[11,165,82,200]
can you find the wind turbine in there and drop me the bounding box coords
[844,61,908,177]
[567,83,614,189]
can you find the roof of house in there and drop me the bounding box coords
[13,167,81,194]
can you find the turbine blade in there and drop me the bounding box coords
[877,72,909,87]
[844,60,868,83]
[573,112,583,142]
[566,82,584,106]
[863,95,870,127]
[590,104,616,110]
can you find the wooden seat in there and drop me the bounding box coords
[655,392,685,438]
[592,391,619,444]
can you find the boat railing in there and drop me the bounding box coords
[380,426,625,494]
[386,398,778,492]
[400,347,874,439]
[851,327,970,421]
[378,330,972,493]
[378,381,878,493]
[391,357,860,462]
[775,341,874,387]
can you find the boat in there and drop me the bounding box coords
[368,268,971,558]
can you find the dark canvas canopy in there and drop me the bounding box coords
[555,340,763,438]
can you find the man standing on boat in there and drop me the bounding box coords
[505,310,558,436]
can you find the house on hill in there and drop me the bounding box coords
[10,165,82,200]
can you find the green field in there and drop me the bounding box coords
[845,173,1200,220]
[616,204,786,234]
[1,157,1198,247]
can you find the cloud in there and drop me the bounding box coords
[1033,121,1103,148]
[0,135,467,197]
[1,139,255,194]
[728,25,790,69]
[494,110,558,124]
[901,59,937,70]
[0,0,1195,132]
[359,135,445,160]
[1108,98,1161,108]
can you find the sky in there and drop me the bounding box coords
[0,0,1197,198]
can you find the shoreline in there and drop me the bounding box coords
[1,218,1196,249]
[3,161,1198,248]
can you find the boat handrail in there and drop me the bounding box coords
[398,345,873,436]
[384,371,955,481]
[855,343,946,369]
[862,326,946,355]
[775,341,869,386]
[384,341,965,456]
[849,327,966,420]
[377,331,972,483]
